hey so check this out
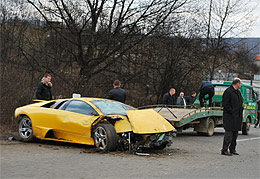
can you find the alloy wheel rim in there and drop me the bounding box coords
[94,127,107,150]
[19,118,32,139]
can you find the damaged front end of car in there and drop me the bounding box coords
[91,109,176,152]
[147,131,177,149]
[117,131,176,152]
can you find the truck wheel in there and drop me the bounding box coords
[206,118,215,136]
[242,118,250,135]
[93,123,118,151]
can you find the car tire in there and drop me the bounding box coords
[242,118,250,135]
[93,123,118,151]
[18,116,35,142]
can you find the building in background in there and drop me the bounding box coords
[255,54,260,66]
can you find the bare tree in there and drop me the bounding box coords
[197,0,256,80]
[25,0,188,94]
[0,0,38,125]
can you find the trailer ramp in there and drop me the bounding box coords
[153,107,196,122]
[150,106,223,128]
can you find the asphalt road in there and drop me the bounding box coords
[1,125,260,179]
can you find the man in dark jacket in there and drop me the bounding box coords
[185,91,197,105]
[221,78,243,156]
[199,81,215,107]
[162,88,176,105]
[36,74,53,100]
[107,80,126,103]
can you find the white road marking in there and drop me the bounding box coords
[237,137,260,142]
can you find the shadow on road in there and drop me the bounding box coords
[176,131,224,137]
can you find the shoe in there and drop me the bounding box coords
[230,152,239,155]
[221,151,232,156]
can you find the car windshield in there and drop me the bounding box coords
[90,100,136,115]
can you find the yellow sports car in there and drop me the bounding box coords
[15,98,176,151]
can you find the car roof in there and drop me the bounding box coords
[64,97,111,102]
[28,97,111,107]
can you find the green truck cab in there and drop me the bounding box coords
[195,80,258,134]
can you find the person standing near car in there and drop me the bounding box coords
[221,78,243,156]
[162,88,176,105]
[36,74,53,100]
[176,92,187,107]
[186,91,197,105]
[106,80,126,103]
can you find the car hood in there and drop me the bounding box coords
[126,109,175,134]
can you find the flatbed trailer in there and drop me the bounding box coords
[139,105,238,136]
[139,81,258,136]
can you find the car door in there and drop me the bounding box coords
[54,100,100,144]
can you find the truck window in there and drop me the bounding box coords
[214,86,228,96]
[246,88,253,101]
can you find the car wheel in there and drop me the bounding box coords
[206,118,215,136]
[18,116,35,142]
[242,118,250,135]
[93,123,118,151]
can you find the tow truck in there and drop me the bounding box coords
[139,81,258,136]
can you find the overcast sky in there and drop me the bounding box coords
[247,0,260,37]
[3,0,259,37]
